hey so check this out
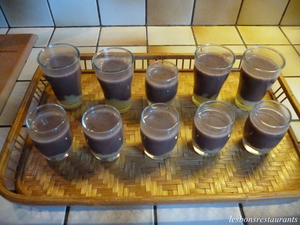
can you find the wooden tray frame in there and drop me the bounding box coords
[0,53,300,206]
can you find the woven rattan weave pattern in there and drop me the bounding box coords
[1,53,300,205]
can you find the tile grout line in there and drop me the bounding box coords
[279,0,291,25]
[46,0,56,27]
[235,0,244,25]
[234,25,247,48]
[190,0,197,25]
[153,205,158,225]
[190,26,198,47]
[63,206,70,225]
[96,26,102,52]
[279,26,300,58]
[146,26,149,52]
[238,203,248,225]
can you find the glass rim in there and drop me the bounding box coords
[252,100,292,129]
[37,44,80,71]
[82,104,122,134]
[92,47,135,73]
[26,103,67,134]
[243,46,286,73]
[141,103,179,131]
[194,44,236,70]
[195,100,235,129]
[146,60,179,82]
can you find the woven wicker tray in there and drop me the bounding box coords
[0,53,300,206]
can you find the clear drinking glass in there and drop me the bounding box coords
[26,104,73,161]
[82,105,124,161]
[243,100,291,155]
[145,60,178,105]
[37,44,82,109]
[192,100,235,156]
[140,103,180,160]
[92,48,134,113]
[235,46,286,111]
[192,44,235,106]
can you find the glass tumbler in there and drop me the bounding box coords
[192,44,235,106]
[243,100,291,155]
[145,60,179,105]
[235,46,286,111]
[37,44,82,109]
[192,100,235,156]
[92,48,134,113]
[140,103,180,160]
[26,104,73,161]
[82,105,124,161]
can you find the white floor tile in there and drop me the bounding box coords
[148,45,196,54]
[0,128,10,150]
[99,27,146,46]
[242,200,300,225]
[0,28,8,34]
[50,27,100,47]
[281,27,300,45]
[68,205,154,225]
[238,26,290,45]
[286,77,300,119]
[286,77,300,101]
[0,196,66,225]
[291,121,300,142]
[8,28,54,47]
[77,47,97,54]
[193,26,244,45]
[97,46,147,53]
[156,204,243,225]
[295,45,300,55]
[18,48,41,80]
[0,82,30,126]
[148,26,195,46]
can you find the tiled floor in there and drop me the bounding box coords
[0,26,300,224]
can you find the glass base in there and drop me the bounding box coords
[192,140,221,157]
[58,97,82,110]
[192,94,217,107]
[147,98,175,106]
[242,139,271,155]
[106,98,131,114]
[91,149,121,161]
[234,95,256,111]
[144,150,172,160]
[44,146,71,161]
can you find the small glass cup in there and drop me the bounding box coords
[82,105,124,161]
[92,48,134,113]
[145,60,178,105]
[37,44,82,109]
[192,44,235,106]
[140,103,180,160]
[192,100,235,156]
[26,104,73,161]
[243,100,291,155]
[235,46,286,111]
